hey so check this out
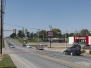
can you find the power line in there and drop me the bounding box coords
[4,23,42,30]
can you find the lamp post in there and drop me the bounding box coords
[65,30,67,49]
[49,25,52,48]
[38,29,40,45]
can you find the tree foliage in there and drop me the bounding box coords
[80,29,91,36]
[30,32,34,38]
[9,28,91,39]
[38,30,47,39]
[10,33,16,38]
[51,28,62,38]
[17,30,25,38]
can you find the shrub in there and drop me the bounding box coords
[89,50,91,54]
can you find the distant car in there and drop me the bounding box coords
[9,45,15,48]
[26,45,32,48]
[63,43,81,56]
[82,45,91,50]
[36,44,44,50]
[22,44,26,47]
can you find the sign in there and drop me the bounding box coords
[47,31,53,36]
[75,37,86,39]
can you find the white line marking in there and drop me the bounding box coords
[61,54,91,61]
[21,57,38,68]
[75,61,91,66]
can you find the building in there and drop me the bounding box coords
[48,38,65,43]
[69,36,91,45]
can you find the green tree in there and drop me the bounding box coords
[38,30,47,39]
[62,33,69,38]
[69,33,74,37]
[10,33,16,38]
[30,32,34,38]
[17,30,25,38]
[80,29,90,36]
[33,33,37,38]
[51,28,62,38]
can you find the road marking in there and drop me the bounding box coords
[31,52,88,68]
[61,55,90,61]
[21,57,38,68]
[75,61,91,66]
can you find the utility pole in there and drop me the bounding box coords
[0,0,4,54]
[37,29,40,45]
[65,30,67,49]
[49,25,52,48]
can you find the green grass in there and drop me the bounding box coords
[13,38,44,43]
[13,38,24,43]
[89,50,91,54]
[0,54,17,68]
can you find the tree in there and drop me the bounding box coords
[30,32,34,38]
[10,33,16,38]
[62,33,69,38]
[17,30,25,38]
[51,28,62,38]
[79,29,91,36]
[38,30,47,39]
[33,33,37,38]
[69,33,75,37]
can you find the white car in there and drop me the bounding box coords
[9,45,15,48]
[26,45,32,48]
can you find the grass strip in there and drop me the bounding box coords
[0,54,17,68]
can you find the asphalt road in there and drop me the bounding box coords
[3,38,91,68]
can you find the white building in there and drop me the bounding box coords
[69,36,91,45]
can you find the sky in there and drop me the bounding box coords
[4,0,91,37]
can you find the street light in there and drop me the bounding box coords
[37,29,40,45]
[49,25,52,48]
[65,30,67,49]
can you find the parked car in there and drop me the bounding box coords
[63,43,81,56]
[82,45,91,50]
[26,45,32,48]
[36,44,44,50]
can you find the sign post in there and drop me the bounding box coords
[47,31,53,48]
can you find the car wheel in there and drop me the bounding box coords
[70,52,74,56]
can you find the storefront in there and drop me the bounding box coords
[69,36,91,45]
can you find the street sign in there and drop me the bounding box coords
[47,31,53,36]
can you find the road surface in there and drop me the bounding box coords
[3,38,91,68]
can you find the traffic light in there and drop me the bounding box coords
[25,29,28,34]
[13,29,16,34]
